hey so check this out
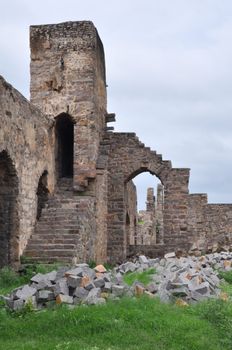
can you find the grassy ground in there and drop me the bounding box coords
[0,267,232,350]
[123,268,156,286]
[0,296,232,350]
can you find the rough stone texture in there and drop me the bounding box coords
[0,76,54,267]
[4,252,232,311]
[125,181,138,245]
[1,20,232,267]
[30,21,107,190]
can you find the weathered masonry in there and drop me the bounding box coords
[1,21,232,267]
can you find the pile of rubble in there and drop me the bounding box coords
[2,252,232,311]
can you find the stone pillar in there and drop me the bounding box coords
[30,21,107,190]
[163,168,190,252]
[156,184,164,243]
[107,174,126,263]
[146,187,155,212]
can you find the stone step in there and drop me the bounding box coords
[25,249,75,258]
[37,217,79,223]
[22,256,73,263]
[41,208,80,213]
[25,243,76,250]
[23,178,87,263]
[36,223,79,229]
[25,237,79,244]
[32,229,80,235]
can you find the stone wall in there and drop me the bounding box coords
[100,131,193,263]
[188,193,232,254]
[0,76,54,265]
[205,204,232,251]
[94,169,108,263]
[30,21,107,190]
[125,181,138,245]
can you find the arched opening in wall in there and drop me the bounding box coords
[125,171,164,246]
[36,171,49,220]
[0,151,19,267]
[55,113,74,179]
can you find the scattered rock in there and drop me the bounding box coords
[15,285,37,301]
[139,255,149,264]
[56,294,73,305]
[94,264,107,273]
[164,252,176,259]
[112,285,125,297]
[4,252,232,311]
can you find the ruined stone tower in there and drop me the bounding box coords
[30,21,107,190]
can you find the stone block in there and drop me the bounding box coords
[94,264,107,273]
[38,290,55,302]
[15,285,37,301]
[44,270,57,282]
[65,267,83,277]
[85,282,95,291]
[53,278,69,296]
[94,278,105,289]
[139,255,149,264]
[170,287,189,298]
[56,294,73,305]
[84,288,103,305]
[134,284,145,296]
[73,287,89,304]
[81,276,91,288]
[31,273,45,284]
[164,252,176,259]
[31,280,53,291]
[67,275,82,289]
[103,273,111,282]
[103,282,112,293]
[112,285,125,297]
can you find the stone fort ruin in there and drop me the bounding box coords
[1,21,232,268]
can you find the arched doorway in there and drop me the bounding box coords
[36,171,49,220]
[126,171,164,247]
[0,151,19,267]
[55,113,74,178]
[133,172,164,245]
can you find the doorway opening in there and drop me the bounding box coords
[36,171,49,220]
[55,113,74,178]
[126,172,164,245]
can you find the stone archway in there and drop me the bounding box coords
[0,151,19,267]
[105,132,190,263]
[55,113,74,179]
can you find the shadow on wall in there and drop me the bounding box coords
[0,150,19,268]
[55,113,74,179]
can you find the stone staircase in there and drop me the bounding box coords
[23,178,86,264]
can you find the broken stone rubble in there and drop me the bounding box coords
[2,252,232,311]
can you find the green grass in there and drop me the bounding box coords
[0,296,232,350]
[218,270,232,284]
[1,266,232,349]
[0,264,63,295]
[123,268,156,286]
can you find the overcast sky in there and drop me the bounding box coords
[1,0,232,209]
